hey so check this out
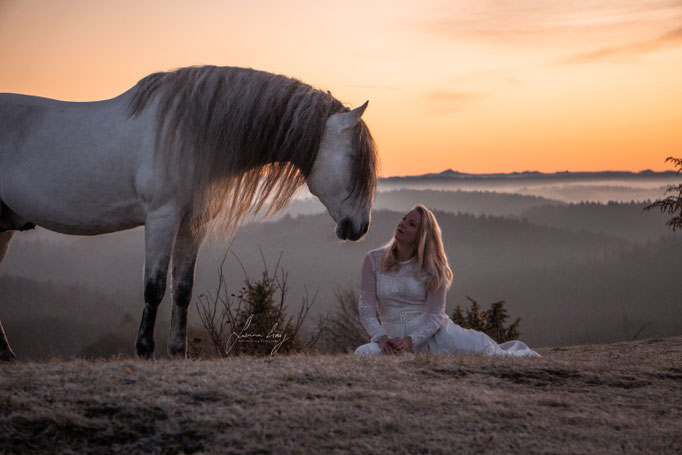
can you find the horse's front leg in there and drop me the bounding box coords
[167,221,205,358]
[136,208,180,359]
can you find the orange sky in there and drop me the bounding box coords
[1,0,680,176]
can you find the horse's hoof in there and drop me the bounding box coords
[167,335,187,359]
[135,337,155,360]
[167,345,187,359]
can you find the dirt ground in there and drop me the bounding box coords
[1,336,680,454]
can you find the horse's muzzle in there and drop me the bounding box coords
[336,218,369,241]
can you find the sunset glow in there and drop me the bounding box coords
[1,0,680,176]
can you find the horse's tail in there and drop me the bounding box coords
[0,231,13,265]
[0,227,16,360]
[0,200,15,264]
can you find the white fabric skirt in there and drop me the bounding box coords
[355,316,541,357]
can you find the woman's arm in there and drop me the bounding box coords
[406,284,448,347]
[358,252,387,342]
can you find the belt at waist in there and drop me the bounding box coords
[381,310,425,324]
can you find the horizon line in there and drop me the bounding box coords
[381,168,679,179]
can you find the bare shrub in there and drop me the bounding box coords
[312,284,368,354]
[451,296,521,343]
[193,250,316,357]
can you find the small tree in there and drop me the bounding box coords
[451,296,520,343]
[484,300,520,343]
[451,306,466,326]
[195,249,315,357]
[644,156,682,231]
[464,296,485,332]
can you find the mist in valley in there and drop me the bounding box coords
[1,176,680,359]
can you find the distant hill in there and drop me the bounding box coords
[279,188,563,219]
[383,169,678,182]
[2,200,679,357]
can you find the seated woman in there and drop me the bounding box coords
[354,204,540,357]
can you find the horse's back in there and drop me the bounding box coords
[0,92,139,161]
[0,93,56,151]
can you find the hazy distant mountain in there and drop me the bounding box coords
[375,170,679,203]
[2,199,678,357]
[384,169,678,181]
[1,188,679,358]
[279,188,563,219]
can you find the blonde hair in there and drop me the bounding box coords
[382,204,453,291]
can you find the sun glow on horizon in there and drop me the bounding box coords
[1,0,680,177]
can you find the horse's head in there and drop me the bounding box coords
[306,101,376,241]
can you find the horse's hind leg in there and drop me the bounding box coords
[0,231,17,361]
[167,222,206,358]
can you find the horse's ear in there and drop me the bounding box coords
[338,101,369,130]
[353,100,369,118]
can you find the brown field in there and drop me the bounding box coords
[1,336,680,454]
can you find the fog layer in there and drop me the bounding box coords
[1,178,680,358]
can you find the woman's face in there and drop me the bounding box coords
[395,209,421,247]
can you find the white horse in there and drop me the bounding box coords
[0,65,377,360]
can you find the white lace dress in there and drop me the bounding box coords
[354,247,540,357]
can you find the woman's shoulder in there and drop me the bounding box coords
[364,246,388,266]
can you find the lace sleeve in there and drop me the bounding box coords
[358,252,387,342]
[407,284,447,347]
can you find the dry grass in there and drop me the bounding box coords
[1,337,680,454]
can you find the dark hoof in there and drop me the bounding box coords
[135,337,155,360]
[0,348,16,362]
[167,345,187,359]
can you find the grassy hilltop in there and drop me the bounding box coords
[1,336,680,454]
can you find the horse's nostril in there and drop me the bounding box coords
[337,218,353,240]
[361,223,369,235]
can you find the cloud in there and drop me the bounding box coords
[343,84,401,90]
[424,90,484,113]
[419,0,682,47]
[555,25,682,64]
[453,70,521,87]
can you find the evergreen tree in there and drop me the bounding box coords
[645,156,682,231]
[464,296,485,332]
[451,296,521,343]
[195,251,311,358]
[451,305,465,326]
[229,269,303,356]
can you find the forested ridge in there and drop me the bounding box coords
[1,191,679,358]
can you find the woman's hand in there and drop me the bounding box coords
[390,336,414,353]
[377,335,398,355]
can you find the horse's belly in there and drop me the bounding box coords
[0,178,145,235]
[1,154,146,235]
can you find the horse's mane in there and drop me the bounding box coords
[128,65,377,236]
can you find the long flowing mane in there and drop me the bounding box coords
[127,65,377,236]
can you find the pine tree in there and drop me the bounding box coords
[483,300,507,342]
[644,156,682,231]
[451,296,522,343]
[195,251,311,358]
[464,296,485,332]
[230,269,302,356]
[451,305,466,326]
